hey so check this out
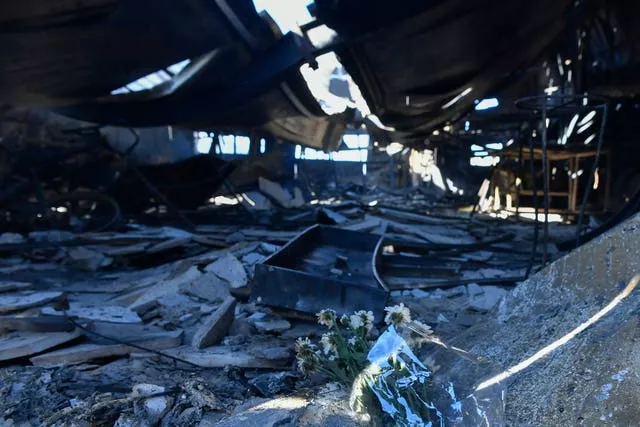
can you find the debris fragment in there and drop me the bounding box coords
[0,329,83,361]
[192,296,236,349]
[0,292,65,314]
[206,253,248,289]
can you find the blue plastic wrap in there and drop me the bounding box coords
[350,326,505,426]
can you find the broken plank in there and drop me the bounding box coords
[164,345,290,369]
[388,222,476,245]
[192,297,236,349]
[0,281,33,293]
[30,329,183,367]
[41,304,142,324]
[0,316,75,333]
[0,292,63,314]
[0,329,84,361]
[146,237,192,254]
[377,207,463,225]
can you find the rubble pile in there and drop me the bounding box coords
[1,183,635,426]
[0,188,575,425]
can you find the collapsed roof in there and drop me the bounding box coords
[0,0,639,149]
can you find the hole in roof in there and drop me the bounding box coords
[110,59,191,95]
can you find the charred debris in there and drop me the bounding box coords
[1,1,640,426]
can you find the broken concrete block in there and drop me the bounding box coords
[0,292,64,314]
[454,312,485,327]
[205,254,247,289]
[443,285,467,298]
[0,329,84,361]
[259,243,280,254]
[41,304,142,324]
[65,247,112,271]
[468,286,507,312]
[252,318,291,334]
[128,265,202,312]
[466,283,484,296]
[242,252,265,266]
[133,384,173,425]
[180,272,230,303]
[410,289,431,299]
[192,297,236,349]
[228,318,254,337]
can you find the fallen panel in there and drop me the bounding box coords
[0,329,84,361]
[164,345,290,369]
[0,292,64,314]
[30,329,183,367]
[253,225,389,322]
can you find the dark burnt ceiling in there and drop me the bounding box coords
[0,0,638,150]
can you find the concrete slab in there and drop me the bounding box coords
[450,213,640,426]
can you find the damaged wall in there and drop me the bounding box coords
[448,212,640,426]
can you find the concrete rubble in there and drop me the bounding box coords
[0,185,636,426]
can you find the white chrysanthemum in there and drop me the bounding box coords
[355,310,374,331]
[348,337,357,346]
[340,314,351,327]
[320,333,337,355]
[295,337,315,355]
[384,303,412,327]
[297,355,318,374]
[349,314,364,329]
[317,309,337,328]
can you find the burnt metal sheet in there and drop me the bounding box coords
[0,0,271,105]
[253,225,389,322]
[315,0,575,140]
[56,33,352,150]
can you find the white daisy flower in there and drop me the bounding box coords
[355,310,374,332]
[295,337,315,355]
[297,355,318,374]
[317,309,337,328]
[384,303,412,327]
[320,333,337,355]
[349,314,364,329]
[340,314,351,327]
